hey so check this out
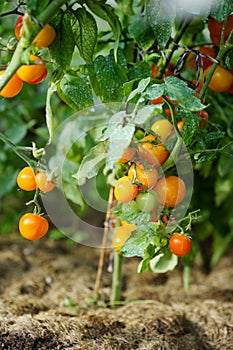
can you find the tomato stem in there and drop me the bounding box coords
[0,132,36,167]
[110,252,123,306]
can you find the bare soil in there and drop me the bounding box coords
[0,234,232,350]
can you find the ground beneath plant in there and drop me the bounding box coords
[0,234,232,350]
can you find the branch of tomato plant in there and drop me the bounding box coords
[0,132,36,168]
[157,19,190,80]
[0,0,67,91]
[26,187,42,215]
[0,2,24,17]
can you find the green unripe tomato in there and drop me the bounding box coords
[136,191,158,212]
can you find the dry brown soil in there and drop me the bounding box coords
[0,234,232,350]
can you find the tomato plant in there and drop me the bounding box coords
[0,0,233,306]
[19,213,49,240]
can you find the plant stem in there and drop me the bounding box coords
[183,265,191,292]
[110,252,123,305]
[0,132,35,167]
[94,187,114,296]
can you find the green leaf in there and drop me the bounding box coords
[127,62,152,81]
[70,9,97,64]
[46,83,56,144]
[62,180,85,209]
[112,201,151,226]
[211,0,233,21]
[89,51,128,102]
[120,228,153,257]
[74,143,107,186]
[164,76,206,112]
[106,123,135,171]
[58,73,94,111]
[127,77,151,102]
[128,16,155,50]
[178,110,200,147]
[146,0,175,47]
[115,0,134,15]
[204,131,225,145]
[149,248,178,273]
[132,105,157,125]
[49,11,75,77]
[86,0,121,58]
[144,83,164,100]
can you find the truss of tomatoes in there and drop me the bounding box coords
[112,119,192,263]
[16,166,56,240]
[0,16,56,99]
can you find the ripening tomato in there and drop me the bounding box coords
[119,146,136,163]
[208,15,233,47]
[15,16,56,47]
[35,172,56,193]
[28,68,47,84]
[177,118,184,131]
[19,213,49,240]
[112,224,136,251]
[128,163,158,189]
[197,110,208,127]
[114,176,138,203]
[205,65,233,92]
[153,176,186,208]
[138,135,170,168]
[169,233,191,257]
[0,70,23,98]
[136,191,158,212]
[151,119,174,141]
[150,96,164,105]
[17,166,36,191]
[16,55,47,84]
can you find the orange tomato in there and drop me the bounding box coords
[151,119,174,141]
[138,135,170,168]
[15,16,56,48]
[119,146,136,163]
[17,55,47,84]
[206,65,233,92]
[35,172,56,193]
[28,68,47,84]
[0,70,23,98]
[17,166,36,191]
[112,224,136,251]
[153,176,186,208]
[114,176,138,203]
[19,213,49,240]
[208,15,233,47]
[128,163,158,189]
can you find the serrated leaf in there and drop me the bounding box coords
[149,248,178,273]
[120,228,153,257]
[164,76,206,112]
[100,111,126,141]
[48,11,75,77]
[89,51,128,102]
[70,9,97,64]
[128,16,155,50]
[127,62,152,81]
[132,105,156,124]
[204,131,225,144]
[74,143,107,186]
[180,111,200,146]
[46,83,56,144]
[58,73,93,111]
[112,201,151,226]
[211,0,233,21]
[146,0,175,47]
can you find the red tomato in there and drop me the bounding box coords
[169,233,191,257]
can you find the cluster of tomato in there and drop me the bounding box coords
[0,16,56,98]
[112,119,191,257]
[186,15,233,93]
[16,166,56,240]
